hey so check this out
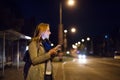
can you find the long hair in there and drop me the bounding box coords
[31,23,50,49]
[32,23,50,41]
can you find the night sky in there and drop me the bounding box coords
[0,0,120,46]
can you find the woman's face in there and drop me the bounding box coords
[41,27,51,39]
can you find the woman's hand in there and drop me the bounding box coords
[48,48,57,55]
[48,45,61,55]
[54,45,61,51]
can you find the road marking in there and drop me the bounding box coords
[54,62,59,77]
[62,62,66,80]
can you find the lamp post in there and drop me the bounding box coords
[63,27,76,53]
[58,0,63,45]
[58,0,75,48]
[86,37,94,54]
[64,29,68,53]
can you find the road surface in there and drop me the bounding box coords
[56,57,120,80]
[1,57,120,80]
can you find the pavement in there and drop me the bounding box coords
[0,57,67,80]
[0,56,73,80]
[0,63,25,80]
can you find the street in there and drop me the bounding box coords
[58,57,120,80]
[1,56,120,80]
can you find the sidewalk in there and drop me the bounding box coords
[0,64,24,80]
[0,56,73,80]
[0,62,63,80]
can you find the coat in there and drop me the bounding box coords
[26,40,56,80]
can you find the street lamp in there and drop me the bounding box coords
[64,29,68,53]
[63,27,76,53]
[67,0,75,6]
[58,0,75,46]
[58,0,63,45]
[81,39,85,42]
[86,37,94,54]
[71,27,76,33]
[87,37,90,41]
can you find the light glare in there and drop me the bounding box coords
[68,0,75,6]
[78,54,87,64]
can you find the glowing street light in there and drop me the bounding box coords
[87,37,90,41]
[71,27,76,33]
[64,29,68,52]
[67,0,75,6]
[72,44,77,49]
[58,0,75,45]
[78,41,81,45]
[63,27,76,52]
[64,29,68,33]
[81,39,85,42]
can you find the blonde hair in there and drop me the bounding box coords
[32,23,49,41]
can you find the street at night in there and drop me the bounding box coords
[1,56,120,80]
[0,0,120,80]
[57,57,120,80]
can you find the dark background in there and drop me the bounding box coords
[0,0,120,46]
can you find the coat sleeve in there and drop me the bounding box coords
[28,41,51,65]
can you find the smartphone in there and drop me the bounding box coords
[55,44,61,52]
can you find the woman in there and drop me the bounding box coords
[26,23,61,80]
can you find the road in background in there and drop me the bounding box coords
[60,57,120,80]
[0,57,120,80]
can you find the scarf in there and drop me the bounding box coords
[42,39,52,52]
[42,39,53,75]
